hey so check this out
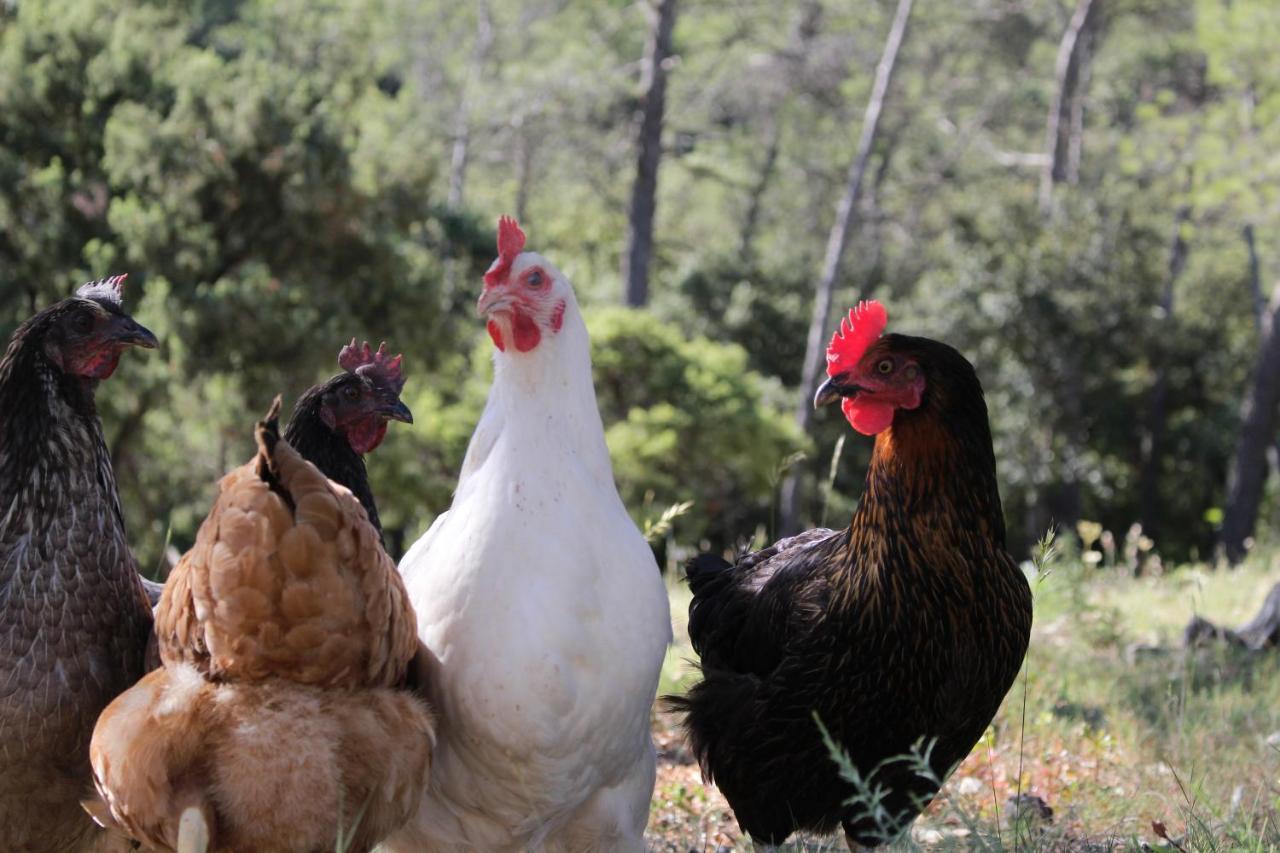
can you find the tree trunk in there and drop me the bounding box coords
[1034,0,1100,541]
[1220,280,1280,564]
[441,4,494,295]
[445,3,494,211]
[1039,0,1101,215]
[1138,202,1191,537]
[621,0,678,308]
[1241,225,1280,486]
[1184,582,1280,650]
[1064,21,1095,185]
[447,113,472,211]
[514,125,536,224]
[1246,224,1266,327]
[1056,361,1086,528]
[777,0,915,536]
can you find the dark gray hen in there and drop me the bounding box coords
[0,276,157,852]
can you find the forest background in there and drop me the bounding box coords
[2,0,1277,576]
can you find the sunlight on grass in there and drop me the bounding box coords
[658,575,696,700]
[1084,558,1280,643]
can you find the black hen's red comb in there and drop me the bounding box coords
[338,339,405,393]
[826,300,888,377]
[483,215,526,287]
[76,274,127,306]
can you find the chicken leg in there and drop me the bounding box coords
[177,807,211,853]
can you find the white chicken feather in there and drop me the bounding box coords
[390,218,671,852]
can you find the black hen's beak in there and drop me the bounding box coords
[813,376,860,409]
[110,315,159,349]
[381,398,414,424]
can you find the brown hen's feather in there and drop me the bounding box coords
[90,665,434,853]
[155,399,418,688]
[93,399,432,853]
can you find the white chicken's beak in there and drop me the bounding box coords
[477,286,515,317]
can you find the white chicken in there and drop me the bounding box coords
[390,217,671,852]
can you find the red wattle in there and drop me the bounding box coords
[844,398,896,436]
[73,348,123,379]
[512,309,542,352]
[346,417,388,454]
[487,320,506,351]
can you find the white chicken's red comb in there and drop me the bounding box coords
[483,215,526,287]
[826,300,888,377]
[338,339,405,393]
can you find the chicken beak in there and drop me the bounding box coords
[477,286,514,317]
[814,376,855,409]
[110,316,159,350]
[381,398,414,424]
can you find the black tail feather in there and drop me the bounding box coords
[684,552,733,597]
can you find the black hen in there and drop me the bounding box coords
[282,339,411,538]
[0,275,158,852]
[671,302,1032,849]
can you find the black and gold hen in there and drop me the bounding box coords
[0,276,158,852]
[283,339,412,541]
[671,301,1032,849]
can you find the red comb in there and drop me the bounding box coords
[338,339,405,393]
[826,300,888,377]
[483,215,527,287]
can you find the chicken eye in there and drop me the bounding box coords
[72,312,94,334]
[526,270,544,289]
[877,359,894,375]
[344,386,360,401]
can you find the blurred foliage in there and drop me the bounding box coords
[590,308,805,549]
[2,0,1280,567]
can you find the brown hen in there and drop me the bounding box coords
[86,400,433,853]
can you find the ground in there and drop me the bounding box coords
[647,546,1280,851]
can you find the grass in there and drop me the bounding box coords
[647,544,1280,851]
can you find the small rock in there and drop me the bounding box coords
[911,826,971,845]
[1005,793,1053,826]
[914,828,944,845]
[1125,642,1169,664]
[1051,700,1107,730]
